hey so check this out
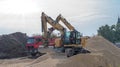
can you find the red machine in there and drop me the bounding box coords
[26,36,55,56]
[26,36,43,56]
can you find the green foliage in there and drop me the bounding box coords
[98,23,120,43]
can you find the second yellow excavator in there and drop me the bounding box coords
[41,12,89,57]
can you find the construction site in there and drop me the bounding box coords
[0,35,120,67]
[0,12,120,67]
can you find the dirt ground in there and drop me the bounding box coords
[0,36,120,67]
[0,48,67,67]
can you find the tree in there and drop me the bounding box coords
[98,21,120,43]
[97,24,116,43]
[115,23,120,42]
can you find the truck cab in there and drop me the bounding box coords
[26,36,56,56]
[26,36,43,56]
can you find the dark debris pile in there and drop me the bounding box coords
[0,32,28,59]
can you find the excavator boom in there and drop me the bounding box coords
[41,12,66,47]
[56,14,75,31]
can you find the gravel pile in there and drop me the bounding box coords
[57,36,120,67]
[0,32,27,58]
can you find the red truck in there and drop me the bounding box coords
[26,36,55,56]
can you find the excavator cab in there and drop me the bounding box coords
[63,30,81,45]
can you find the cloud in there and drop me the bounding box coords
[0,13,41,35]
[0,0,40,14]
[0,0,119,36]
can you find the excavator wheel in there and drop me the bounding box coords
[65,48,75,57]
[31,53,37,56]
[29,48,39,57]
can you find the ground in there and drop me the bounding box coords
[0,36,120,67]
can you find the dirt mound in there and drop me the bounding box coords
[0,36,120,67]
[0,32,28,58]
[27,53,59,67]
[86,36,120,54]
[57,36,120,67]
[0,57,34,67]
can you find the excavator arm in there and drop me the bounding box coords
[56,14,75,31]
[41,12,66,34]
[41,12,48,38]
[41,12,66,47]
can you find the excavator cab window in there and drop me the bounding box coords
[27,38,35,44]
[76,32,81,44]
[76,32,81,39]
[63,32,71,44]
[69,31,81,44]
[66,32,70,38]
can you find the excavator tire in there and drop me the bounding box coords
[29,48,39,57]
[31,53,37,56]
[65,48,74,57]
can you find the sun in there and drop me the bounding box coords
[0,0,40,14]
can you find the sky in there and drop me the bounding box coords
[0,0,120,36]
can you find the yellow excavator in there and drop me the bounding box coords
[41,12,88,57]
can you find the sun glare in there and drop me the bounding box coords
[0,0,40,14]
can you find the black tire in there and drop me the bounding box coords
[61,47,65,52]
[65,48,74,57]
[31,53,37,56]
[80,48,91,53]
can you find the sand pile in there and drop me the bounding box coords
[0,57,33,67]
[28,54,60,67]
[57,36,120,67]
[0,36,120,67]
